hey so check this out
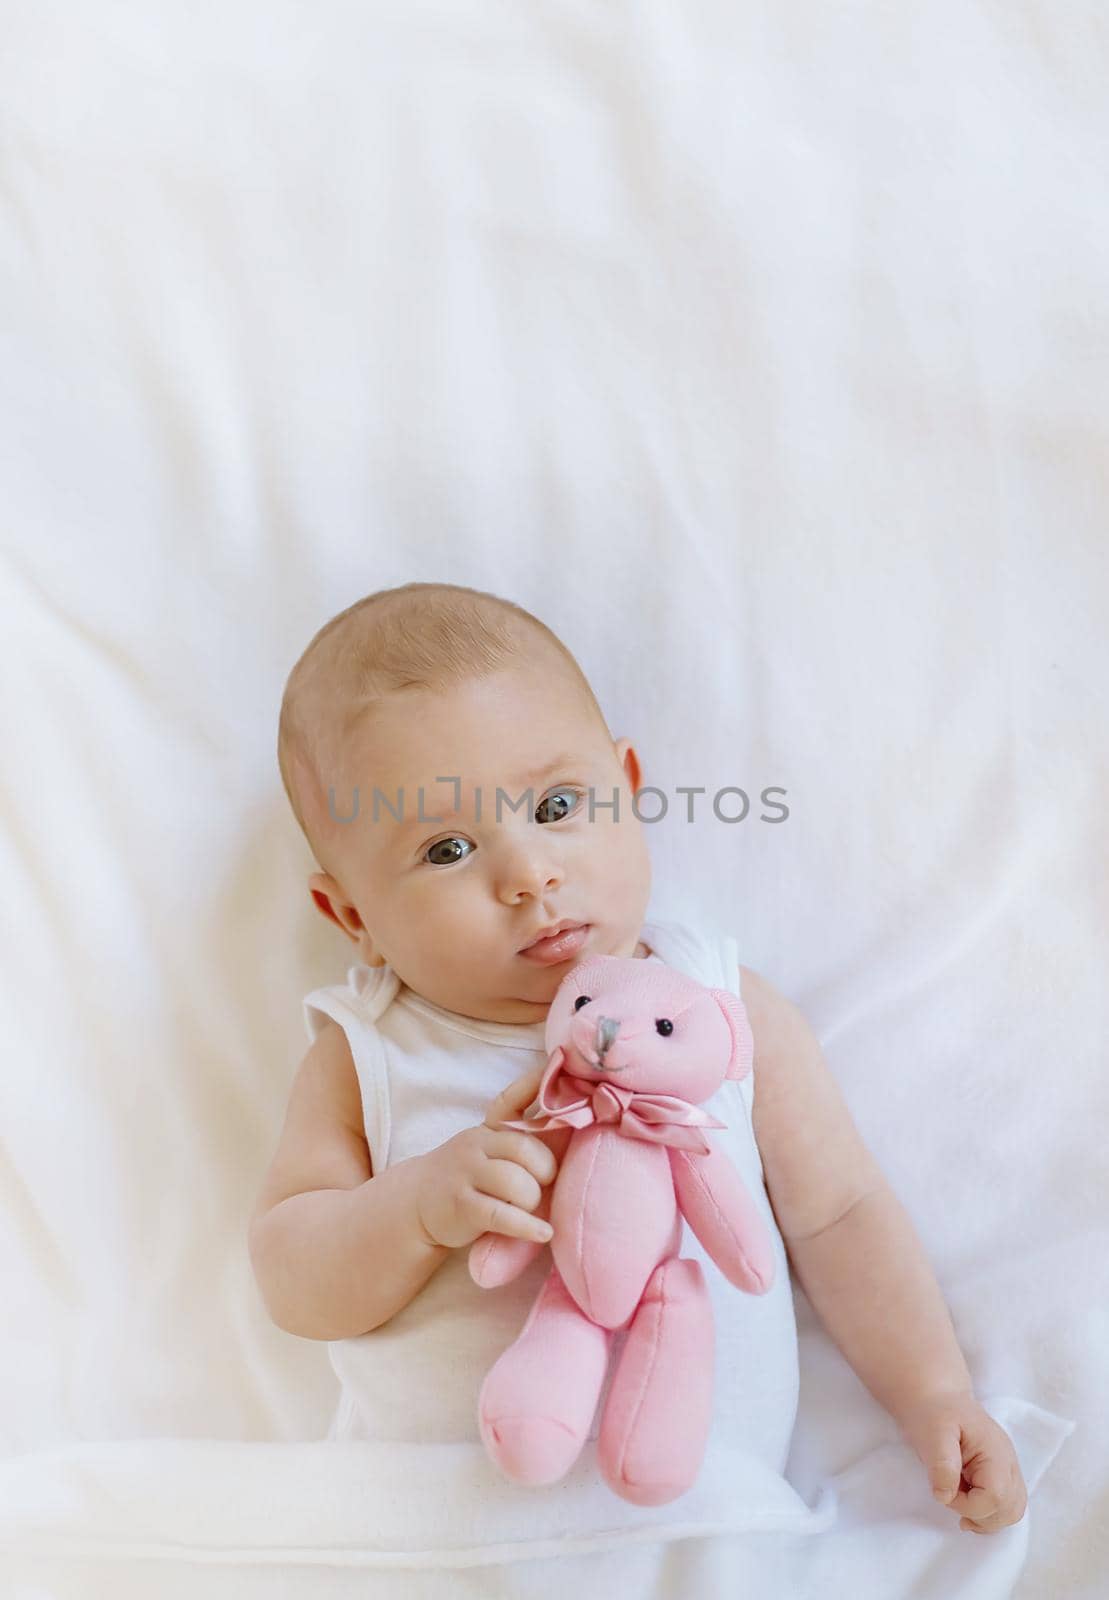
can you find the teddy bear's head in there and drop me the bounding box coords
[544,954,753,1103]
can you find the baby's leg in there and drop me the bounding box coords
[597,1255,714,1506]
[479,1263,611,1486]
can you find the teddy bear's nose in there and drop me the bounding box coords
[595,1016,620,1057]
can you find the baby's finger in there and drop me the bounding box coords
[483,1056,563,1132]
[959,1503,1008,1534]
[947,1443,1005,1509]
[948,1478,1000,1519]
[477,1192,554,1245]
[962,1464,1025,1533]
[534,1123,574,1166]
[483,1063,547,1130]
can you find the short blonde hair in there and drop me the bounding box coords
[278,582,609,866]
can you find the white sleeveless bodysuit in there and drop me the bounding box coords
[300,917,833,1586]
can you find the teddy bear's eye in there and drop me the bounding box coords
[655,1018,674,1036]
[574,994,591,1012]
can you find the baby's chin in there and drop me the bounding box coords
[571,932,649,961]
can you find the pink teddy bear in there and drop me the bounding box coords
[468,952,776,1507]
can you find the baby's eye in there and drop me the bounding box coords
[535,786,582,825]
[424,837,474,867]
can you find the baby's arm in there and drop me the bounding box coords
[248,1026,556,1340]
[248,1022,448,1339]
[740,966,974,1422]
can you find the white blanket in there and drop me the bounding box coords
[0,1400,1073,1596]
[1,0,1101,1595]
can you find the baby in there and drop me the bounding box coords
[249,580,1026,1537]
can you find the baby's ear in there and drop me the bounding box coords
[709,988,755,1082]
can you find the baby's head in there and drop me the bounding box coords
[278,582,652,1024]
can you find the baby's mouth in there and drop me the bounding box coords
[517,922,591,964]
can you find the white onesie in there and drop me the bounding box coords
[301,915,833,1592]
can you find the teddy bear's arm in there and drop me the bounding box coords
[669,1144,776,1295]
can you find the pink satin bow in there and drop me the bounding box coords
[501,1047,727,1155]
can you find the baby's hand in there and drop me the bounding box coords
[416,1065,560,1251]
[899,1390,1029,1534]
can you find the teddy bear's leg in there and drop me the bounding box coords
[478,1262,611,1487]
[596,1255,714,1507]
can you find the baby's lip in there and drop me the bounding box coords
[518,918,586,952]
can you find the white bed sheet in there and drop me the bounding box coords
[1,0,1104,1594]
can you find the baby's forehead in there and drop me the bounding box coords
[358,682,607,777]
[366,727,600,784]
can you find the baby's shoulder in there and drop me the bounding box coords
[735,964,886,1245]
[251,1022,371,1228]
[303,1017,366,1138]
[736,964,804,1061]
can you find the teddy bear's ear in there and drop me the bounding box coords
[710,987,755,1081]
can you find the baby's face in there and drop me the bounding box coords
[311,664,652,1024]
